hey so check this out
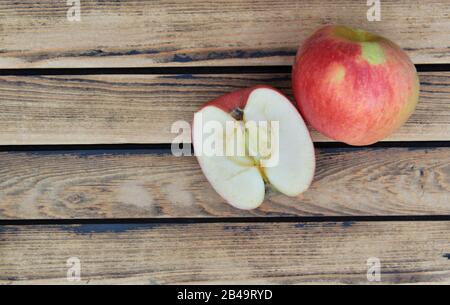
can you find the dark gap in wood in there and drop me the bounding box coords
[416,64,450,72]
[0,141,449,155]
[0,66,292,76]
[0,144,172,155]
[2,215,450,226]
[315,141,450,149]
[0,64,448,76]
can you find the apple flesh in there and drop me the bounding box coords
[292,25,420,146]
[193,86,315,210]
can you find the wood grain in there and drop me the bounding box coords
[0,147,448,219]
[0,0,449,68]
[1,221,450,284]
[0,72,449,145]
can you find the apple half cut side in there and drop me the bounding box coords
[192,86,315,210]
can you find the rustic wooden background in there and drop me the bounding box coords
[0,0,449,284]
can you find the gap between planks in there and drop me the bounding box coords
[3,215,450,226]
[1,64,449,76]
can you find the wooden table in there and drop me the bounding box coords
[0,0,449,284]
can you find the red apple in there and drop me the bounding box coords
[292,25,420,146]
[192,86,315,210]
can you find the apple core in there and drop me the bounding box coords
[193,87,315,210]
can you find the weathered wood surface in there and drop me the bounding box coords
[0,72,448,145]
[0,0,449,68]
[0,147,448,219]
[1,221,450,284]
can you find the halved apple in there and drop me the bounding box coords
[192,86,315,210]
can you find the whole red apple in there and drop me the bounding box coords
[292,25,420,146]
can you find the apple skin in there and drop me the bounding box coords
[200,85,275,114]
[292,25,420,146]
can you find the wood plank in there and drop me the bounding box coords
[1,221,450,284]
[0,0,449,68]
[0,147,448,219]
[0,72,449,145]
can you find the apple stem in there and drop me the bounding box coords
[230,108,244,120]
